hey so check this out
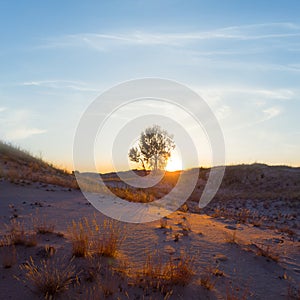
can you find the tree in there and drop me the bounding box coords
[129,125,175,171]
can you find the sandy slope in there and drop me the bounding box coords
[0,179,299,299]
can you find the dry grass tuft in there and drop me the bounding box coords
[181,219,192,236]
[43,245,56,258]
[160,218,168,229]
[20,256,77,299]
[109,186,156,203]
[236,208,251,224]
[254,243,279,262]
[224,231,238,244]
[211,206,267,228]
[174,233,180,242]
[5,219,37,247]
[179,203,189,212]
[91,219,125,257]
[200,272,216,290]
[69,218,90,257]
[278,226,297,241]
[137,250,195,291]
[34,218,55,234]
[82,258,129,299]
[69,217,125,258]
[225,282,248,300]
[199,264,220,290]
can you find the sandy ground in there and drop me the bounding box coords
[0,179,299,299]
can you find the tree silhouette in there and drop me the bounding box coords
[129,125,175,171]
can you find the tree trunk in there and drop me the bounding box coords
[139,158,146,171]
[154,154,158,171]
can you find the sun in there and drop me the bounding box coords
[166,152,182,172]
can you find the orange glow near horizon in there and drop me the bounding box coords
[165,152,182,172]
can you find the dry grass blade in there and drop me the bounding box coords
[91,219,126,257]
[199,263,225,291]
[69,218,91,257]
[160,218,168,229]
[200,273,216,290]
[20,256,77,299]
[69,217,126,258]
[254,243,279,262]
[33,217,55,234]
[5,219,37,247]
[224,231,238,244]
[139,250,195,290]
[165,254,195,285]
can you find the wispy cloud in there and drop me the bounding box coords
[261,106,282,122]
[251,89,295,100]
[216,61,300,73]
[5,128,46,140]
[197,86,285,132]
[22,80,99,92]
[196,86,297,103]
[222,105,282,133]
[0,108,46,141]
[39,22,300,50]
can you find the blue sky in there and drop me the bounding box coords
[0,0,300,171]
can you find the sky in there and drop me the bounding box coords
[0,0,300,172]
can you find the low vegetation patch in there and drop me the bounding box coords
[136,250,195,293]
[254,243,279,262]
[4,219,37,247]
[198,263,224,291]
[159,218,168,229]
[91,219,125,257]
[0,140,78,189]
[200,272,216,290]
[277,226,297,241]
[69,218,91,257]
[33,217,55,234]
[69,217,126,258]
[224,231,238,244]
[19,257,77,299]
[225,282,249,300]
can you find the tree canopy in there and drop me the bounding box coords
[128,125,175,171]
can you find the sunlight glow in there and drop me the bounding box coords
[166,152,182,171]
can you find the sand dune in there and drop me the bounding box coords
[0,143,299,299]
